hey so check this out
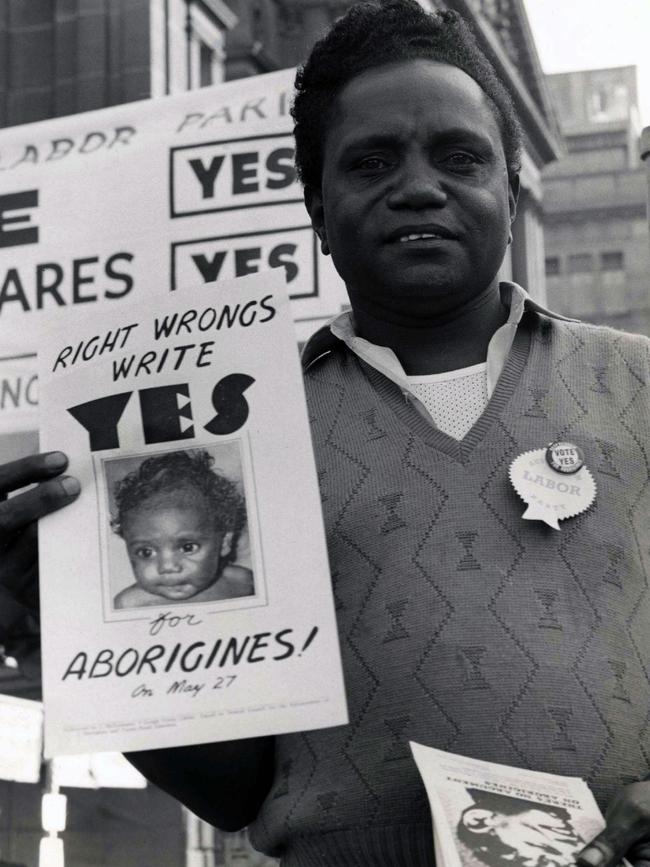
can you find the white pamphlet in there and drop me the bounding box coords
[411,743,617,867]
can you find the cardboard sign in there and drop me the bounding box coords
[0,69,348,448]
[0,350,38,433]
[0,695,43,783]
[51,752,146,789]
[37,270,347,756]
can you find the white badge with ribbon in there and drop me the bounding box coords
[509,442,596,530]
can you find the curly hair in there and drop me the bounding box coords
[292,0,522,188]
[111,450,245,542]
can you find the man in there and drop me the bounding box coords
[1,2,650,865]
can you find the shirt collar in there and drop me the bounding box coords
[301,282,573,385]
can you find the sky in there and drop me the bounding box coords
[523,0,650,128]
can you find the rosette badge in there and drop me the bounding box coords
[509,443,596,530]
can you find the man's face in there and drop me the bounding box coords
[122,493,228,601]
[308,59,518,323]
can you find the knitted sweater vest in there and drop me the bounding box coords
[249,313,650,866]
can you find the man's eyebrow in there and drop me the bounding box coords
[338,127,497,154]
[338,133,404,154]
[433,128,497,151]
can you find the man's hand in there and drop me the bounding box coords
[0,452,80,637]
[577,782,650,867]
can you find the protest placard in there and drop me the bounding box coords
[37,269,347,756]
[51,753,146,789]
[0,695,43,783]
[411,743,617,867]
[0,345,39,460]
[0,68,348,461]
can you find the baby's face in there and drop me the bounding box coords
[122,496,227,601]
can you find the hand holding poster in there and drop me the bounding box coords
[37,270,347,756]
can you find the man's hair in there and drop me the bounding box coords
[292,0,522,188]
[111,449,245,541]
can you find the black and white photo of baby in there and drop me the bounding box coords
[109,448,253,609]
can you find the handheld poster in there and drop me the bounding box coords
[38,270,348,756]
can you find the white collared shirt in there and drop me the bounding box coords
[327,282,570,436]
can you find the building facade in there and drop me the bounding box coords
[543,67,650,336]
[644,127,650,236]
[0,0,235,127]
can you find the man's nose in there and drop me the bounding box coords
[387,158,447,209]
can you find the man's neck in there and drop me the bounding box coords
[352,285,508,376]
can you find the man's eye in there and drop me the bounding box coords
[443,152,479,167]
[357,156,389,171]
[181,542,200,554]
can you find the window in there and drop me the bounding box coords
[591,88,609,116]
[199,42,214,87]
[568,253,594,274]
[545,256,561,276]
[600,251,624,271]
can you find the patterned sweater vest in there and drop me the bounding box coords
[249,313,650,867]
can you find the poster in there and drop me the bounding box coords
[0,67,348,453]
[411,743,611,867]
[37,269,347,756]
[0,345,39,461]
[51,752,146,789]
[0,695,43,783]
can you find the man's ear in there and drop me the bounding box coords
[304,184,330,255]
[220,532,234,559]
[508,173,520,243]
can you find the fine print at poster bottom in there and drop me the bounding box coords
[50,694,342,756]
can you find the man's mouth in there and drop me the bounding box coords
[398,232,447,243]
[387,224,458,244]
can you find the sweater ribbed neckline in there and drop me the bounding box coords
[360,318,533,463]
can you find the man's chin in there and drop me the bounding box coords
[358,283,472,321]
[354,268,467,302]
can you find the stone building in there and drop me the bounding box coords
[543,66,650,335]
[643,127,650,226]
[0,0,236,125]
